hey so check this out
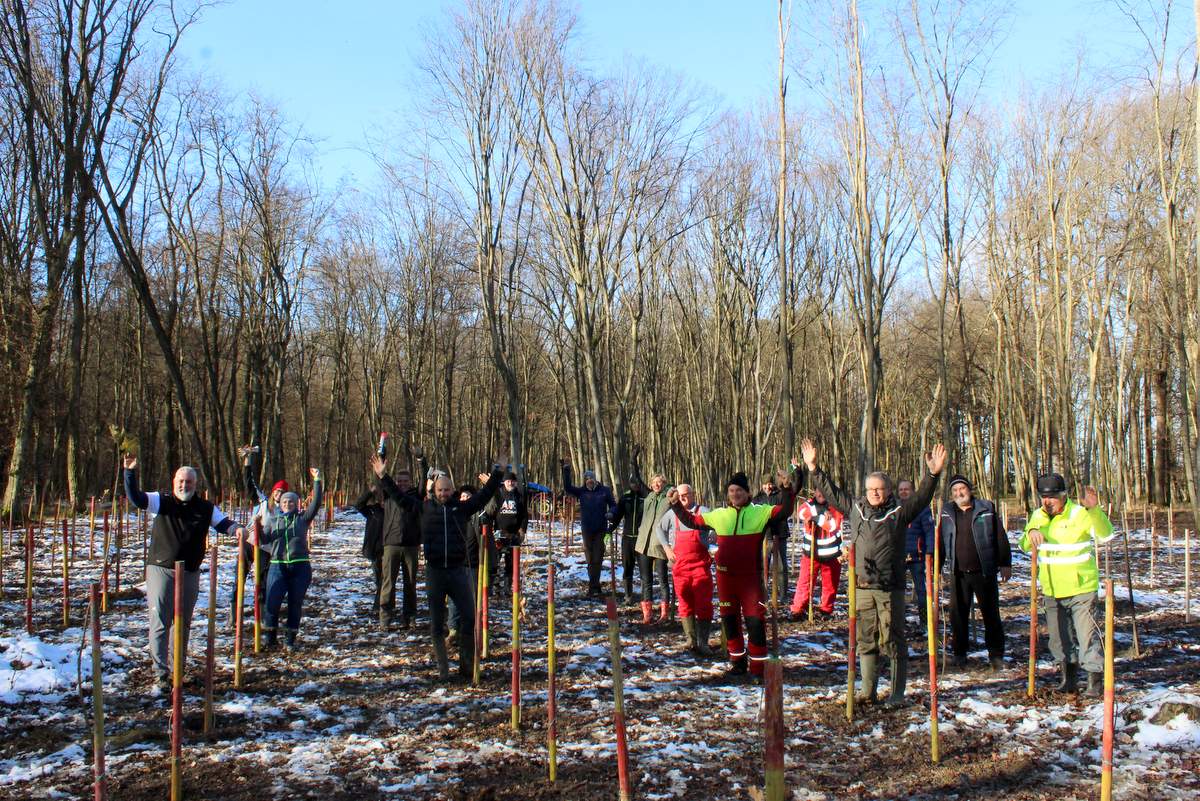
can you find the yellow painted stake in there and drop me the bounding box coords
[1100,579,1115,801]
[234,531,246,689]
[170,561,183,801]
[512,545,522,732]
[481,542,491,658]
[1028,546,1039,698]
[846,544,857,723]
[547,560,558,781]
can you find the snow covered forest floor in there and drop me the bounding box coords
[2,507,1199,800]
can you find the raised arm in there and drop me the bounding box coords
[302,469,324,523]
[768,460,804,521]
[122,456,158,513]
[371,455,419,510]
[561,461,582,497]
[462,466,503,515]
[667,488,706,530]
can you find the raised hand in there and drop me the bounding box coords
[800,438,818,471]
[666,487,680,505]
[925,443,947,475]
[122,454,138,470]
[1080,486,1099,509]
[369,454,386,478]
[309,467,321,481]
[478,472,490,485]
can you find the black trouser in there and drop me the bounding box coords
[950,570,1005,659]
[428,565,475,675]
[638,553,670,603]
[621,535,639,598]
[369,556,382,611]
[581,529,607,594]
[768,536,789,599]
[230,543,269,626]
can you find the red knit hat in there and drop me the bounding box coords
[271,480,290,494]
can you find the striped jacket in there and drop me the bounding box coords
[796,500,844,561]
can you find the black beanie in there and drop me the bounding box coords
[503,470,518,482]
[947,474,973,493]
[726,472,750,492]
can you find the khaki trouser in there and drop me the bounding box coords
[857,586,907,660]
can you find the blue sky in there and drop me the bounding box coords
[177,0,1193,186]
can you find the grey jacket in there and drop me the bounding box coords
[809,467,940,591]
[260,482,324,565]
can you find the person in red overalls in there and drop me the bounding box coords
[789,487,844,618]
[669,466,800,678]
[654,483,714,655]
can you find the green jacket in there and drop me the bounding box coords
[1019,500,1114,598]
[635,489,672,560]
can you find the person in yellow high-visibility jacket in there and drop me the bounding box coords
[1018,473,1114,697]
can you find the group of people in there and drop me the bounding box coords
[124,435,1116,705]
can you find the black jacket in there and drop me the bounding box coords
[125,469,235,571]
[752,487,790,540]
[486,485,529,536]
[380,467,502,569]
[610,488,647,536]
[939,498,1012,578]
[353,489,384,560]
[809,467,940,592]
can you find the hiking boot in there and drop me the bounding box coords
[1084,671,1104,698]
[1056,662,1079,693]
[432,637,450,681]
[727,655,749,676]
[988,656,1005,674]
[882,657,908,708]
[857,654,879,703]
[284,628,298,649]
[681,617,698,652]
[695,619,714,656]
[264,627,278,648]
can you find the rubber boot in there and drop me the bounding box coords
[883,656,908,707]
[264,627,278,648]
[656,600,670,624]
[1057,662,1078,693]
[641,601,653,625]
[681,617,697,652]
[432,637,450,681]
[695,619,714,655]
[1084,671,1103,698]
[857,654,879,703]
[284,628,299,649]
[727,655,748,676]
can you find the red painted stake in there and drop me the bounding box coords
[88,497,95,560]
[170,561,183,801]
[604,595,632,801]
[101,511,109,612]
[62,520,70,627]
[25,523,34,633]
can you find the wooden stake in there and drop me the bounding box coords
[90,584,107,801]
[605,595,632,801]
[25,522,33,634]
[88,497,96,560]
[764,655,786,801]
[253,518,262,653]
[511,545,522,732]
[62,520,70,627]
[846,543,857,722]
[482,526,491,659]
[101,511,109,613]
[547,559,558,782]
[234,530,245,689]
[1186,528,1192,624]
[926,551,939,764]
[1168,505,1175,564]
[1100,579,1115,801]
[473,530,484,687]
[204,542,217,736]
[1120,526,1140,657]
[1028,545,1039,698]
[170,561,183,801]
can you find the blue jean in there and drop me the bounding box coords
[265,561,312,631]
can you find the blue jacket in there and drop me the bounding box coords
[562,466,617,534]
[905,506,936,557]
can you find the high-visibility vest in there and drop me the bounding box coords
[1019,501,1114,598]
